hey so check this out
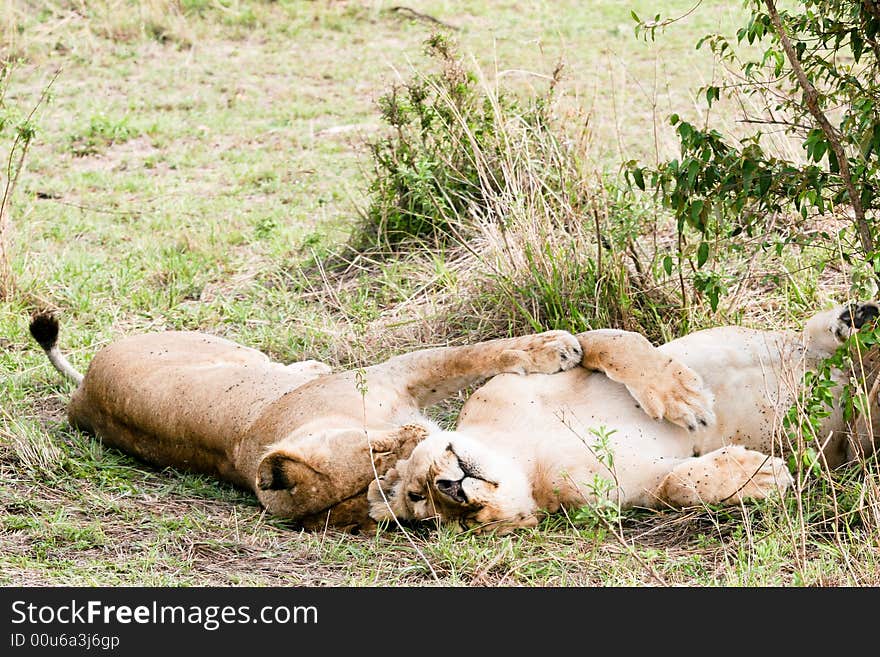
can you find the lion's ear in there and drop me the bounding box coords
[256,450,321,491]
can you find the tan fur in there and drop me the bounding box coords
[369,303,879,533]
[44,325,587,532]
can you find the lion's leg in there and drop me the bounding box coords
[251,332,580,524]
[653,445,793,507]
[376,330,583,408]
[281,360,332,377]
[576,329,715,430]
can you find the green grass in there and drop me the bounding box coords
[2,1,878,586]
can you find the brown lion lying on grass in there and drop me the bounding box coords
[368,302,880,532]
[30,312,712,532]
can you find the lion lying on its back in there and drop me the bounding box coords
[35,303,873,534]
[369,302,880,532]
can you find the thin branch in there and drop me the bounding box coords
[389,6,459,31]
[640,0,704,31]
[736,117,813,130]
[763,0,874,259]
[0,69,60,221]
[677,229,689,318]
[48,199,142,216]
[0,68,60,298]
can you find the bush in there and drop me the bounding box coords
[629,1,880,311]
[326,34,685,349]
[356,34,563,251]
[626,1,880,549]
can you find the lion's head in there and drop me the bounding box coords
[367,430,538,533]
[254,423,426,522]
[812,301,880,461]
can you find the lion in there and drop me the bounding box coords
[368,302,880,533]
[29,312,713,532]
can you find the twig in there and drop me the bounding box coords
[358,381,440,583]
[677,228,689,319]
[0,68,61,298]
[564,473,669,587]
[0,69,59,224]
[554,413,668,587]
[591,188,603,282]
[389,6,459,31]
[763,0,874,260]
[48,199,142,216]
[736,117,812,130]
[640,0,704,31]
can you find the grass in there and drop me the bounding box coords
[2,1,878,586]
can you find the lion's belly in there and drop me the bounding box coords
[68,331,327,488]
[657,328,800,456]
[457,369,696,509]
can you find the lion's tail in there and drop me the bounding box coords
[29,311,84,386]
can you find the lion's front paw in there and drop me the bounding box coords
[503,330,583,375]
[627,357,715,431]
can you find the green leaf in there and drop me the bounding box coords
[870,123,880,156]
[756,170,771,196]
[708,286,720,311]
[742,158,757,192]
[663,254,673,276]
[853,31,864,62]
[688,199,705,231]
[632,167,645,191]
[705,86,719,107]
[828,148,839,174]
[686,159,700,189]
[697,242,709,268]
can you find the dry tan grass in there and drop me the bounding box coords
[1,0,197,60]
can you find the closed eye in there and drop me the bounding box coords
[408,491,425,503]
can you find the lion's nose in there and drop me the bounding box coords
[436,478,467,503]
[436,479,461,496]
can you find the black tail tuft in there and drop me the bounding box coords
[29,311,60,351]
